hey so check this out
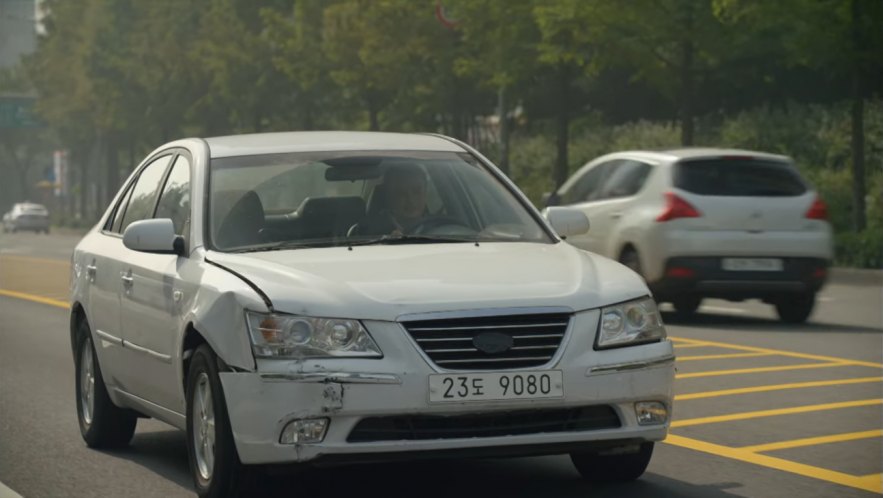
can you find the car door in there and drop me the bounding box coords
[556,161,618,253]
[79,181,136,388]
[585,160,654,258]
[117,153,193,410]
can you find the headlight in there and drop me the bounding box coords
[246,311,382,358]
[596,297,665,349]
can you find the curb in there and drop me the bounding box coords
[830,267,883,286]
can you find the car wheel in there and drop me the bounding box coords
[187,344,249,498]
[571,442,654,482]
[775,293,815,324]
[619,248,643,277]
[672,296,702,316]
[75,320,137,448]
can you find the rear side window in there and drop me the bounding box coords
[674,159,807,197]
[560,161,617,204]
[598,160,652,199]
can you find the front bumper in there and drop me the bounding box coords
[219,311,675,465]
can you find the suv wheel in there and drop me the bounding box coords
[75,320,137,448]
[186,345,249,498]
[672,296,702,316]
[775,293,815,323]
[619,248,643,277]
[571,442,654,482]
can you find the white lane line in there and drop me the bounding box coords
[700,305,747,314]
[0,480,23,498]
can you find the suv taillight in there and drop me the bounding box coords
[656,192,701,222]
[805,197,828,220]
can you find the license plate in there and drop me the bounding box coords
[429,371,564,403]
[722,258,783,272]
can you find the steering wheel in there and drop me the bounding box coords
[408,216,475,236]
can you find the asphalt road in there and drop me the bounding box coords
[1,231,881,497]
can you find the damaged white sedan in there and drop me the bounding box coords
[70,131,674,498]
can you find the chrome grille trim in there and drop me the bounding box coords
[402,312,571,371]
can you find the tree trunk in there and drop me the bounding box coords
[554,65,571,188]
[850,0,866,231]
[368,99,380,131]
[679,1,695,146]
[498,86,510,176]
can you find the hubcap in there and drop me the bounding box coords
[79,340,95,426]
[192,373,216,482]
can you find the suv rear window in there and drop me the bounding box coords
[674,159,807,197]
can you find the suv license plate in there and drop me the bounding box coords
[722,258,783,272]
[429,371,564,403]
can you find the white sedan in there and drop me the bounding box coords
[70,131,674,497]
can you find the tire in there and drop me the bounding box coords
[186,345,248,498]
[619,248,643,278]
[775,293,815,324]
[571,442,654,482]
[75,321,137,448]
[672,296,702,316]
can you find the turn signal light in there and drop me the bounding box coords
[656,193,701,222]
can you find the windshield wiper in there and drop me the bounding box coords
[346,233,478,247]
[229,240,342,253]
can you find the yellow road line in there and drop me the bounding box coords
[672,343,712,349]
[676,362,850,379]
[678,352,775,361]
[664,434,883,494]
[675,377,883,400]
[671,337,883,369]
[741,430,883,453]
[0,254,70,266]
[671,399,883,428]
[0,289,69,309]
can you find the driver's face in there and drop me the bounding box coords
[387,175,427,221]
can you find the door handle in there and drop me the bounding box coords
[121,273,134,286]
[610,211,624,219]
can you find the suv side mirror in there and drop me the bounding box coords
[542,191,561,207]
[123,219,185,256]
[542,207,590,238]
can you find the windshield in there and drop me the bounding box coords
[208,150,552,252]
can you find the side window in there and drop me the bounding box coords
[119,155,173,233]
[597,160,652,199]
[155,155,192,235]
[108,184,135,233]
[561,161,617,204]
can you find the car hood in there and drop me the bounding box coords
[206,242,648,321]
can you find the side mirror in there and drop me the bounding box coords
[542,207,590,238]
[123,219,185,256]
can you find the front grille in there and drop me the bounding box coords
[402,313,570,370]
[347,405,620,442]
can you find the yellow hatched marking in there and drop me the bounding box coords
[664,434,883,494]
[670,337,882,368]
[675,377,883,400]
[0,289,69,309]
[676,362,849,379]
[741,430,883,453]
[678,352,775,362]
[671,399,883,428]
[672,343,711,349]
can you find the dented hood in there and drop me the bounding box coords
[206,242,648,321]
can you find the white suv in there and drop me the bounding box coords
[547,148,833,323]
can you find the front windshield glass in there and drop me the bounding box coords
[208,150,552,252]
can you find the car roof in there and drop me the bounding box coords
[610,147,791,163]
[203,131,466,158]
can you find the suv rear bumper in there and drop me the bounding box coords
[650,256,829,301]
